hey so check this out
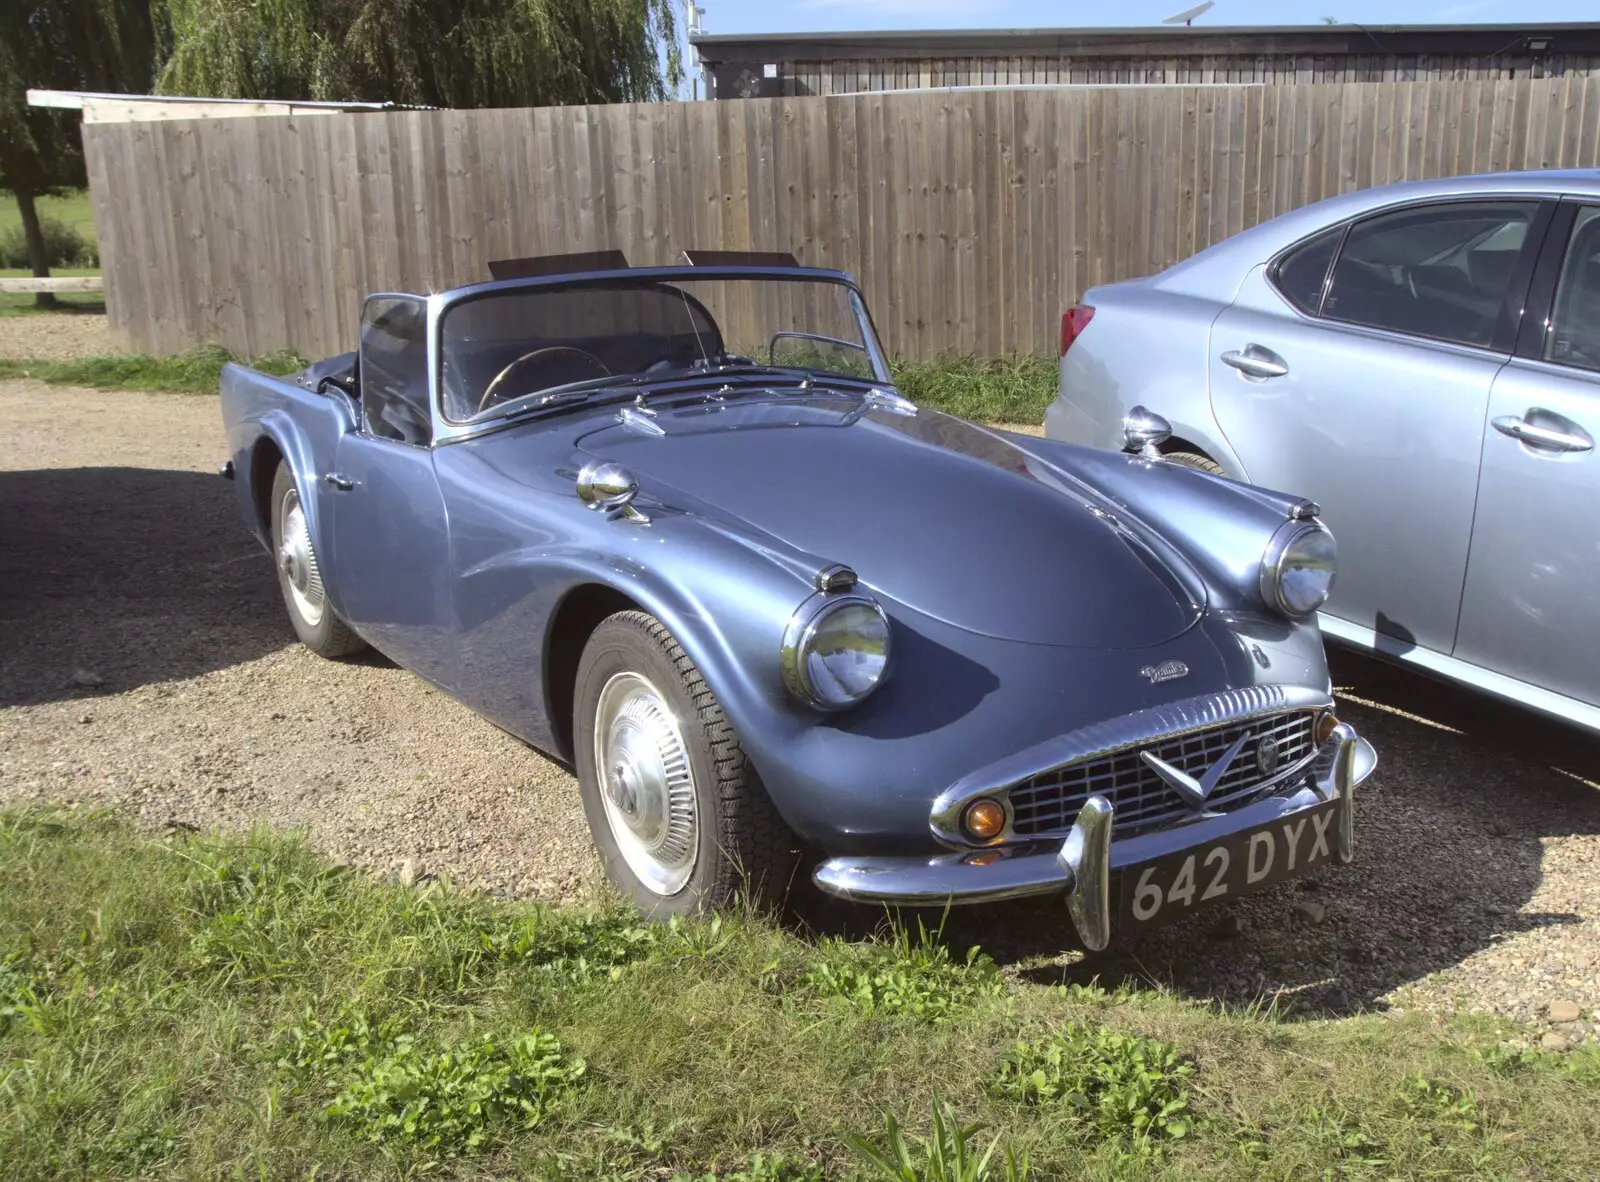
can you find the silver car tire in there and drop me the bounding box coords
[269,463,366,659]
[573,610,801,916]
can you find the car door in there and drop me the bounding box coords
[1454,200,1600,709]
[325,294,457,689]
[1206,198,1550,656]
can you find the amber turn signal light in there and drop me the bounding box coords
[1315,711,1342,744]
[962,798,1006,841]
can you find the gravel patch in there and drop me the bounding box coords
[0,311,117,360]
[0,380,596,899]
[3,379,1598,1035]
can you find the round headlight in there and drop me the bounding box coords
[781,592,891,711]
[1261,520,1337,618]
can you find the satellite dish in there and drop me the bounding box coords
[1162,0,1214,24]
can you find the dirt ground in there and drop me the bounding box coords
[2,376,1598,1039]
[0,310,116,360]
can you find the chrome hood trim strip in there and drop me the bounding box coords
[930,684,1333,845]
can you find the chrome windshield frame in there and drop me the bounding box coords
[427,266,890,444]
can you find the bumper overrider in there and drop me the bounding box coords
[812,695,1375,950]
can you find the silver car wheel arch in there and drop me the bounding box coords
[593,670,699,896]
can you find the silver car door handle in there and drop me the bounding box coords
[324,472,357,490]
[1491,415,1594,453]
[1220,349,1289,379]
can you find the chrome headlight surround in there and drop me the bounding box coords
[781,591,892,711]
[1260,519,1337,618]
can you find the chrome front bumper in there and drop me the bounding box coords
[812,723,1375,950]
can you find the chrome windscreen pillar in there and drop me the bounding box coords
[1058,794,1113,952]
[1330,721,1357,864]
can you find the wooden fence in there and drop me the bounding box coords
[82,76,1600,362]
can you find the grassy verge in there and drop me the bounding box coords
[0,346,305,392]
[2,809,1596,1180]
[0,351,1054,423]
[889,356,1056,425]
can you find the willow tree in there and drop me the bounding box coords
[155,0,682,108]
[0,1,156,304]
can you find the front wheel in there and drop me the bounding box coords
[574,611,800,916]
[269,463,366,659]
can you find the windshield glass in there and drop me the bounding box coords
[438,274,886,422]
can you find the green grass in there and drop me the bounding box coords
[2,808,1597,1180]
[0,189,98,244]
[0,346,305,392]
[889,357,1057,425]
[0,350,1053,424]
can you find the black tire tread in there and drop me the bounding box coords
[603,610,800,910]
[1163,450,1228,478]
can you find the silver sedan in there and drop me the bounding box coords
[1046,170,1600,732]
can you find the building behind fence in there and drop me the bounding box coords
[692,23,1600,98]
[84,75,1600,362]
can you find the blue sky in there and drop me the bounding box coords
[691,0,1598,37]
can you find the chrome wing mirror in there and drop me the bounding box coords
[1121,406,1172,459]
[577,460,650,524]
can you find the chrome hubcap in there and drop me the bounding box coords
[277,489,325,627]
[593,671,697,895]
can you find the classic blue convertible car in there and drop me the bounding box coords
[219,257,1376,947]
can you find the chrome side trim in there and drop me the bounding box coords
[929,684,1333,846]
[1317,612,1600,734]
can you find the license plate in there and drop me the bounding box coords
[1117,801,1341,932]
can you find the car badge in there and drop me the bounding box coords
[1138,659,1189,685]
[1256,735,1281,775]
[1140,732,1251,810]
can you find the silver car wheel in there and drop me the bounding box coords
[592,670,698,896]
[277,486,326,628]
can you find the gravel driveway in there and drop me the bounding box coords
[2,379,1597,1041]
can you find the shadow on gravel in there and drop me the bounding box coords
[0,466,294,706]
[802,648,1600,1021]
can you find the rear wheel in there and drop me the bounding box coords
[269,463,366,659]
[1163,450,1228,478]
[574,610,800,916]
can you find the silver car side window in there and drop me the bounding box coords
[1272,227,1343,316]
[1544,206,1600,373]
[1322,201,1538,350]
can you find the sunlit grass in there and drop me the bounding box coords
[1,806,1596,1180]
[0,346,305,392]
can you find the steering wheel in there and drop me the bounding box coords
[479,347,610,413]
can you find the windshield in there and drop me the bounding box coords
[438,275,886,422]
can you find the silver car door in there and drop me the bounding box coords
[1454,202,1600,709]
[1206,198,1549,657]
[326,295,456,689]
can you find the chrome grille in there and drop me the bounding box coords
[1008,711,1318,836]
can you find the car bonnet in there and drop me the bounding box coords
[574,391,1206,649]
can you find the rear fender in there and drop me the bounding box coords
[220,363,356,601]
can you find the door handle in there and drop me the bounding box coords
[1491,414,1594,454]
[324,472,357,490]
[1221,347,1289,379]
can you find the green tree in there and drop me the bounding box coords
[0,1,156,305]
[155,0,683,109]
